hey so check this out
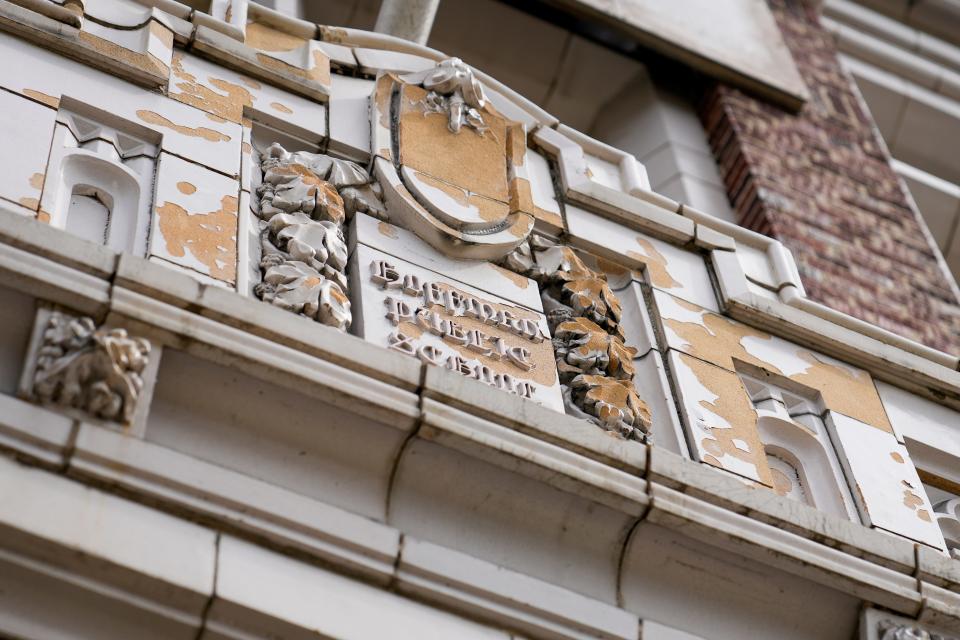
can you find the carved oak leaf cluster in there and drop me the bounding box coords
[514,238,652,441]
[33,312,150,424]
[253,143,384,331]
[402,58,489,135]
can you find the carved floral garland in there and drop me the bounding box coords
[507,237,652,441]
[32,311,150,423]
[253,143,384,331]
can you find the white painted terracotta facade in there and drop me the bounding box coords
[0,1,958,639]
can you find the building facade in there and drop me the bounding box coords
[0,0,958,638]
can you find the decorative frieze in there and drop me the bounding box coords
[253,143,383,331]
[515,238,652,441]
[31,312,150,424]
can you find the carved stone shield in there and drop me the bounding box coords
[371,59,535,260]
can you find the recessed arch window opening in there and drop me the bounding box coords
[39,101,159,256]
[738,367,859,521]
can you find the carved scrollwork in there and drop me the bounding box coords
[402,57,489,135]
[32,312,150,424]
[510,238,652,441]
[253,143,385,331]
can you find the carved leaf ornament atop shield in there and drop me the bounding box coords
[371,58,536,260]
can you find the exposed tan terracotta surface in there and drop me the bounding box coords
[18,197,39,210]
[255,50,331,87]
[492,264,529,289]
[23,89,59,108]
[398,83,508,202]
[771,468,793,496]
[245,22,307,52]
[414,170,509,224]
[136,110,231,142]
[36,210,50,224]
[270,102,293,114]
[77,31,168,80]
[29,173,44,190]
[507,123,525,167]
[156,195,238,282]
[629,237,681,289]
[680,353,772,486]
[170,54,252,123]
[177,182,197,195]
[149,20,174,50]
[377,221,399,239]
[890,452,905,464]
[663,294,892,432]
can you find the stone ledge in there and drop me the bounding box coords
[0,206,117,279]
[68,421,401,584]
[396,536,639,640]
[422,364,647,476]
[644,482,923,615]
[648,447,917,575]
[107,286,421,428]
[114,253,421,392]
[0,454,216,621]
[419,397,649,517]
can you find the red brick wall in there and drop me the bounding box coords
[700,0,960,354]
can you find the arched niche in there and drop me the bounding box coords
[47,151,146,254]
[757,412,853,520]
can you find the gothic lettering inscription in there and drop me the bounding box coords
[354,245,563,410]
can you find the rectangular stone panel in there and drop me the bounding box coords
[349,243,562,412]
[151,153,239,284]
[0,90,56,213]
[827,413,947,550]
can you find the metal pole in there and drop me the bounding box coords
[373,0,440,45]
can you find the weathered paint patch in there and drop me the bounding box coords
[23,89,59,108]
[254,50,331,87]
[398,83,509,202]
[377,221,398,239]
[157,195,238,282]
[137,110,231,142]
[270,101,293,114]
[493,264,530,289]
[245,22,308,52]
[670,351,771,486]
[630,237,681,289]
[657,291,892,432]
[170,53,253,123]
